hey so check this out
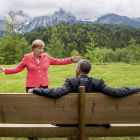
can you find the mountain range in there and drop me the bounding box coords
[0,9,140,37]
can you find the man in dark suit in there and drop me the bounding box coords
[28,59,140,98]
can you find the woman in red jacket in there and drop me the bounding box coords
[0,39,81,92]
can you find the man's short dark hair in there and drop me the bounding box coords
[77,59,91,74]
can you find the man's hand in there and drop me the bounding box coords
[28,89,33,93]
[72,54,82,62]
[0,66,5,73]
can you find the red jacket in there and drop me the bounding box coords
[5,52,72,87]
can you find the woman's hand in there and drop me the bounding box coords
[0,66,5,73]
[72,54,82,62]
[28,89,33,93]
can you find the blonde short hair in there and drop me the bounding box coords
[31,39,45,50]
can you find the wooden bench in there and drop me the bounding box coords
[0,86,140,140]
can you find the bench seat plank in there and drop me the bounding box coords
[0,124,140,137]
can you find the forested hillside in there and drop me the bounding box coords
[25,23,140,52]
[24,23,140,64]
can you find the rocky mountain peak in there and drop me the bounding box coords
[22,9,77,32]
[95,13,140,28]
[1,9,140,38]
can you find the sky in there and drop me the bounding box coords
[0,0,140,20]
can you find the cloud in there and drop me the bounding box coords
[0,0,140,19]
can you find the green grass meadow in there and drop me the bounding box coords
[0,63,140,140]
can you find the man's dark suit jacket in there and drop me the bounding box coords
[33,75,140,98]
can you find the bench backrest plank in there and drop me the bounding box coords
[0,92,140,124]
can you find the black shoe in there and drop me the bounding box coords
[102,124,111,128]
[28,138,39,140]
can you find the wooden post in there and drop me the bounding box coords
[79,86,85,140]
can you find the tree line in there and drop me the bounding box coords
[24,22,140,64]
[0,17,140,64]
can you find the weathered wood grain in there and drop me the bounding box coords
[0,92,140,124]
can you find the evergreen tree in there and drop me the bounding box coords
[127,38,140,63]
[47,26,64,58]
[85,39,103,64]
[0,15,30,64]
